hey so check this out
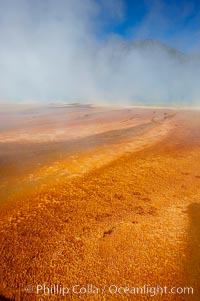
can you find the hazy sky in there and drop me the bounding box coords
[106,0,200,52]
[0,0,200,105]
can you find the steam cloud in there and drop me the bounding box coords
[0,0,200,105]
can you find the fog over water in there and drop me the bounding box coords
[0,0,200,105]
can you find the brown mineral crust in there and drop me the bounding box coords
[0,105,200,300]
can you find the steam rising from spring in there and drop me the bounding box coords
[0,0,200,105]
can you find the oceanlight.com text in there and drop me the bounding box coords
[25,283,194,297]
